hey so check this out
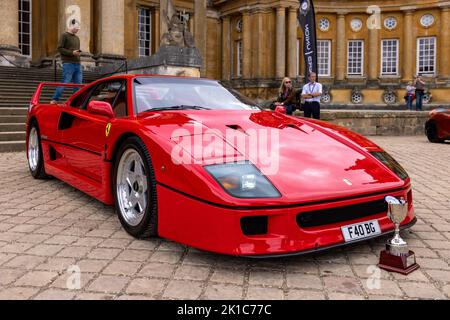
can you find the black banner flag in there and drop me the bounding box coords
[297,0,318,82]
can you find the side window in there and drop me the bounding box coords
[85,81,122,107]
[70,88,92,109]
[112,82,128,118]
[83,80,128,117]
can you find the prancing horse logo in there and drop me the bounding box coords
[105,123,112,137]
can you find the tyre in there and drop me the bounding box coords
[27,123,50,179]
[112,137,158,238]
[426,122,444,143]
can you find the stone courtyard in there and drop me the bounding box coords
[0,136,449,300]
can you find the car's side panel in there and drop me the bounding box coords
[60,108,108,183]
[437,112,450,139]
[27,86,116,205]
[45,159,114,205]
[29,104,67,173]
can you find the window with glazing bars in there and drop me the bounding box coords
[417,37,436,75]
[381,39,399,75]
[138,8,151,57]
[19,0,32,57]
[347,40,364,76]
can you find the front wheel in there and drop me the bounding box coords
[113,137,158,238]
[426,122,444,143]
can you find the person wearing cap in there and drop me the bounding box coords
[301,72,322,120]
[50,20,83,104]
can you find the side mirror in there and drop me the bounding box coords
[87,101,114,118]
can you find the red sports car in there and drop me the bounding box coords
[425,107,450,143]
[26,75,416,257]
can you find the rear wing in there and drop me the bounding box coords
[30,82,86,106]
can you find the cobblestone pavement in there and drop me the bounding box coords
[0,136,449,300]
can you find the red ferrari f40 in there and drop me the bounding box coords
[26,75,416,257]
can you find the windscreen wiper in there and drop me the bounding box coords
[143,105,211,112]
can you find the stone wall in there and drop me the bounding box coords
[294,110,430,136]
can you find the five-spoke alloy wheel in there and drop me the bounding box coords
[27,123,49,179]
[113,137,158,238]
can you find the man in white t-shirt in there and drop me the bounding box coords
[301,72,322,119]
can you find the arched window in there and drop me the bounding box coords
[19,0,32,57]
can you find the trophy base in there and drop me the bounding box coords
[378,250,420,275]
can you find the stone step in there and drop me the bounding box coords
[0,68,100,76]
[0,115,27,123]
[0,103,30,108]
[0,108,28,115]
[0,123,26,132]
[0,132,26,141]
[0,141,26,153]
[0,76,97,87]
[0,73,100,80]
[0,91,74,97]
[0,70,100,78]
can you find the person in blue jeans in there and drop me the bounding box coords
[51,20,83,104]
[414,76,425,111]
[405,82,415,111]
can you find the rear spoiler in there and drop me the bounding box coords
[30,82,86,105]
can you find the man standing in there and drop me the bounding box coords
[414,75,425,111]
[301,72,322,119]
[50,20,83,104]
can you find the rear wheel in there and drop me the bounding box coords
[113,137,158,238]
[426,122,444,143]
[27,123,50,179]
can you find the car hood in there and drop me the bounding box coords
[139,110,405,203]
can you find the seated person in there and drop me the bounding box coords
[275,77,297,115]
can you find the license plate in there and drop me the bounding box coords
[341,220,381,243]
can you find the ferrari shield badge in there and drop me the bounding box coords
[105,123,112,137]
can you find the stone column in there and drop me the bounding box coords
[58,0,94,66]
[368,27,379,81]
[251,9,269,79]
[154,8,161,53]
[336,12,347,81]
[275,7,286,79]
[221,16,231,81]
[96,0,125,65]
[402,10,415,81]
[194,0,207,76]
[440,6,450,80]
[242,10,252,79]
[160,0,169,40]
[287,7,298,78]
[0,0,25,66]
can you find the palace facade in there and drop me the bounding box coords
[0,0,449,105]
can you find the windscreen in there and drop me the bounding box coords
[133,77,260,113]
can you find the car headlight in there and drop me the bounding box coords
[371,152,409,180]
[204,161,281,198]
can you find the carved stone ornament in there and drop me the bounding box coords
[351,88,363,104]
[160,1,195,48]
[383,88,397,105]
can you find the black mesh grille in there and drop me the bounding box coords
[297,199,387,228]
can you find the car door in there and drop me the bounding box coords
[61,80,126,183]
[442,109,450,138]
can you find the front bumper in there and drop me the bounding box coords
[157,184,416,257]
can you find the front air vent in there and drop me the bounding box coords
[297,199,388,228]
[226,125,248,135]
[241,216,268,236]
